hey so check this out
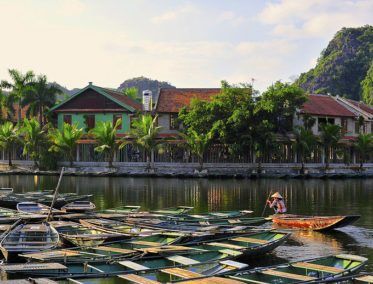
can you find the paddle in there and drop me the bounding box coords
[261,190,272,217]
[46,167,65,222]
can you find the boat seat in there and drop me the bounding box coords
[231,237,270,244]
[181,277,247,284]
[228,219,241,224]
[261,269,316,281]
[210,213,229,217]
[130,241,164,246]
[118,260,150,271]
[0,263,67,271]
[118,274,160,284]
[94,246,135,254]
[167,255,200,265]
[219,249,242,257]
[160,267,203,278]
[220,260,247,269]
[354,275,373,282]
[189,215,207,219]
[292,262,344,273]
[207,242,245,250]
[136,245,194,253]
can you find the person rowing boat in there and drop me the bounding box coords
[267,192,287,214]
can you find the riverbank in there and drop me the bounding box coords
[1,161,373,178]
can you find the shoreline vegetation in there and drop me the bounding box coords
[2,163,373,179]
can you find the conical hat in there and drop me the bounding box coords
[271,192,283,199]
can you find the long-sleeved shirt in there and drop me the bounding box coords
[270,199,287,213]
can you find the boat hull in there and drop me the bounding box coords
[271,214,360,231]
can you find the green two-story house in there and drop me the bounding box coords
[49,82,142,136]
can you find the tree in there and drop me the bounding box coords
[0,121,20,166]
[178,130,212,171]
[21,117,47,168]
[22,75,62,125]
[48,122,83,167]
[122,114,164,169]
[293,126,319,174]
[252,120,278,173]
[361,62,373,105]
[89,119,122,168]
[256,81,308,133]
[0,69,35,122]
[319,122,345,170]
[353,133,373,171]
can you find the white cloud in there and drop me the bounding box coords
[259,0,373,39]
[58,0,85,16]
[151,4,196,24]
[218,11,246,26]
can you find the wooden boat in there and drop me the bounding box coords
[0,188,13,195]
[19,230,214,263]
[271,214,361,231]
[352,273,373,283]
[102,205,141,214]
[226,254,368,283]
[0,223,59,261]
[79,218,160,235]
[17,202,62,215]
[61,201,96,213]
[3,248,248,280]
[48,221,128,247]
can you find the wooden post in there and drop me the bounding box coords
[46,167,65,222]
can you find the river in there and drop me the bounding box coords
[1,175,373,274]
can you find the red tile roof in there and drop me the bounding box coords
[98,87,142,111]
[301,94,356,117]
[345,99,373,116]
[156,88,221,113]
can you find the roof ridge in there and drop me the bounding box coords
[98,86,142,106]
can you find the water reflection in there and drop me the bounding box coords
[1,175,373,271]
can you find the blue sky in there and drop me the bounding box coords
[1,0,372,93]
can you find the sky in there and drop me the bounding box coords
[0,0,372,93]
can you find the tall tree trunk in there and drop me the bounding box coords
[8,149,12,167]
[300,155,305,174]
[18,101,22,123]
[198,156,204,171]
[39,103,43,126]
[146,152,151,169]
[325,147,330,170]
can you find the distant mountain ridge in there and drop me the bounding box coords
[52,77,176,102]
[294,25,373,103]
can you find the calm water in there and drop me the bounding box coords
[2,175,373,274]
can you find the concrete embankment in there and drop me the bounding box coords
[1,161,373,178]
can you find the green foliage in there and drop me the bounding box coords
[0,69,35,122]
[21,117,47,168]
[178,130,212,170]
[352,133,373,170]
[294,126,319,173]
[122,114,164,168]
[319,122,346,169]
[0,121,20,166]
[295,25,373,101]
[89,119,122,167]
[361,62,373,105]
[22,75,62,125]
[48,122,83,167]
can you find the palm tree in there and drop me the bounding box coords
[122,114,163,169]
[178,130,212,171]
[353,133,373,171]
[48,122,83,167]
[0,69,35,122]
[293,126,319,174]
[21,117,47,168]
[319,122,345,170]
[89,119,122,168]
[22,75,62,125]
[0,122,20,166]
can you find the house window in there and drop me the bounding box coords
[170,114,178,130]
[341,118,348,132]
[318,117,334,131]
[113,114,122,130]
[88,115,95,129]
[63,115,72,125]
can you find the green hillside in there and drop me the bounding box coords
[295,25,373,103]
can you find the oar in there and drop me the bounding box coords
[261,190,272,217]
[46,167,65,222]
